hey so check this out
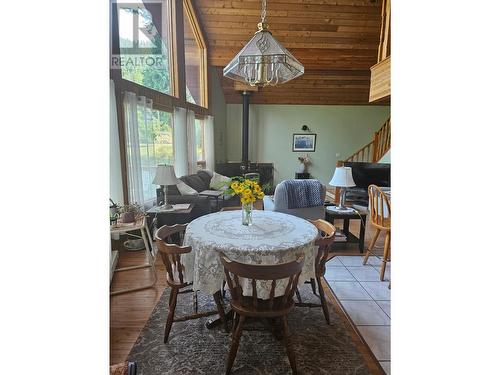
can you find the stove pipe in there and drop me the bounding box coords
[241,91,252,173]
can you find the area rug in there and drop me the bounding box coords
[127,285,371,374]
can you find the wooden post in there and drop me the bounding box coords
[372,131,379,163]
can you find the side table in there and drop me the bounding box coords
[146,204,194,228]
[199,190,225,211]
[110,216,157,296]
[324,206,367,254]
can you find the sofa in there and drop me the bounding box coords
[157,170,240,215]
[263,179,326,220]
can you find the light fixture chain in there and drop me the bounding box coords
[261,0,267,23]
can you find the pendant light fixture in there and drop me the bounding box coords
[223,0,304,86]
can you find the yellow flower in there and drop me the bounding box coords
[241,196,251,205]
[253,185,261,193]
[243,188,252,197]
[234,185,244,194]
[230,182,239,190]
[257,192,265,199]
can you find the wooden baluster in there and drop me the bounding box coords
[177,254,184,284]
[282,276,294,307]
[252,279,258,309]
[234,274,243,301]
[223,268,235,299]
[162,252,174,282]
[269,279,276,310]
[372,131,379,162]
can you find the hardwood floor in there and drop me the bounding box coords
[110,215,387,374]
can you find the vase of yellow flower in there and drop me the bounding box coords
[225,177,265,226]
[242,202,253,226]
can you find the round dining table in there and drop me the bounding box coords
[182,210,319,299]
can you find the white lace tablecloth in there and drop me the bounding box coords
[182,210,319,299]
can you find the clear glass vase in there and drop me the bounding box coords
[242,202,253,226]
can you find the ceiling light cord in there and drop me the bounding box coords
[261,0,267,24]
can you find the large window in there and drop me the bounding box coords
[194,118,205,163]
[118,0,173,95]
[184,0,207,107]
[138,107,174,201]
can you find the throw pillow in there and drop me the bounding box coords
[210,172,231,191]
[177,180,198,196]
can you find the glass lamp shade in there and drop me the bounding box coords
[329,167,356,187]
[223,25,304,86]
[152,164,179,186]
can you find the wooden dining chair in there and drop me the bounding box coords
[363,184,391,281]
[295,219,336,324]
[155,224,227,343]
[220,254,305,375]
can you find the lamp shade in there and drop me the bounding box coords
[223,25,304,86]
[152,165,179,186]
[329,167,356,187]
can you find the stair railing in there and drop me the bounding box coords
[334,117,390,203]
[344,118,390,163]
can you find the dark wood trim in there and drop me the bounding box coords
[174,0,187,105]
[110,0,121,82]
[183,0,208,108]
[114,85,129,204]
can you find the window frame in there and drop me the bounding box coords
[183,0,208,108]
[115,0,177,97]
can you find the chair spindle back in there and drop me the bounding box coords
[309,219,336,275]
[155,224,191,285]
[220,254,304,311]
[368,184,391,230]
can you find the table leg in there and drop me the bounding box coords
[213,290,229,332]
[343,218,350,237]
[359,216,366,254]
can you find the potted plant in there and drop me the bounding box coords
[297,154,311,173]
[110,198,119,225]
[118,203,144,223]
[262,182,275,195]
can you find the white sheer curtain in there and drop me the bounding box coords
[173,107,188,177]
[123,91,154,206]
[204,115,215,171]
[186,109,197,174]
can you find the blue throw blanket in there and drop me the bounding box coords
[282,179,323,209]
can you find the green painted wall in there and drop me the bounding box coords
[209,67,227,163]
[225,104,390,185]
[379,150,391,163]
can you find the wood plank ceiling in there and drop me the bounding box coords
[192,0,389,105]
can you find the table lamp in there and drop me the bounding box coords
[152,164,179,210]
[329,166,356,210]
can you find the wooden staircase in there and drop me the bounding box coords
[344,118,391,163]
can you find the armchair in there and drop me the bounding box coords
[263,179,326,220]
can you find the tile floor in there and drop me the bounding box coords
[325,255,391,374]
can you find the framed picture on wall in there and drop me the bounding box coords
[292,133,316,152]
